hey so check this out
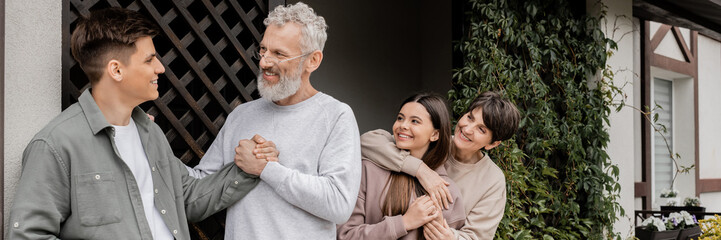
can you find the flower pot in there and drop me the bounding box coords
[660,206,707,220]
[635,227,680,240]
[660,196,681,206]
[677,226,702,240]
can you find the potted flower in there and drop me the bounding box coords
[636,216,680,240]
[659,188,680,206]
[662,197,706,220]
[668,211,702,240]
[683,197,700,207]
[682,197,705,213]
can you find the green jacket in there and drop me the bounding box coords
[7,89,259,239]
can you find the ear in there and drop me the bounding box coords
[304,50,323,73]
[107,59,123,82]
[483,140,502,150]
[430,130,440,142]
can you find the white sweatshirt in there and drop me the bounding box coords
[188,92,361,240]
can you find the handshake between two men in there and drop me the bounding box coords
[151,112,280,176]
[234,134,280,176]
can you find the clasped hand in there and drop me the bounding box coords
[234,134,279,175]
[401,195,454,240]
[402,195,439,231]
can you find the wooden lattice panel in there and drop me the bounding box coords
[62,0,281,239]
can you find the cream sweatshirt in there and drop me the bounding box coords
[360,129,507,240]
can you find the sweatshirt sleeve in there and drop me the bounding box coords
[260,108,362,224]
[360,129,424,176]
[336,163,408,240]
[452,176,506,240]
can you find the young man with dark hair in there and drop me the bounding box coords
[7,7,259,239]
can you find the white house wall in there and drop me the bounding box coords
[671,77,695,202]
[697,34,721,211]
[700,192,721,211]
[3,0,62,232]
[679,27,692,50]
[653,27,687,62]
[650,21,661,40]
[591,0,636,237]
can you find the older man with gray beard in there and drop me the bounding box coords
[186,2,361,239]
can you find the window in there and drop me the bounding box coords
[652,77,674,206]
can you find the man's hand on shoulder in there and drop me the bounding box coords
[234,139,267,175]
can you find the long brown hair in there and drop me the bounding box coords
[381,93,452,218]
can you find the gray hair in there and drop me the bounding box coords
[264,2,328,53]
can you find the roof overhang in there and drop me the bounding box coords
[634,0,721,41]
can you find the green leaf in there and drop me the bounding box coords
[542,167,559,179]
[450,0,624,239]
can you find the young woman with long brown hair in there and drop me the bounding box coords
[337,93,466,239]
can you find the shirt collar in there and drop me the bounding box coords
[78,89,152,135]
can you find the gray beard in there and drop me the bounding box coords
[257,66,302,102]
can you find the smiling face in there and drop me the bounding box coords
[257,23,306,102]
[117,36,165,104]
[392,102,440,159]
[453,107,501,156]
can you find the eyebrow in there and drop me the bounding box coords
[273,49,290,55]
[408,115,423,122]
[260,44,291,55]
[146,53,158,60]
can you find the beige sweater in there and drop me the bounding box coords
[337,160,466,240]
[360,130,507,240]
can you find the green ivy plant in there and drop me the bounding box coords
[449,0,623,239]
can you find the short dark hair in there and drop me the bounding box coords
[466,91,521,142]
[71,7,159,84]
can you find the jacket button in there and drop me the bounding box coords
[152,167,156,172]
[94,175,100,180]
[154,189,159,194]
[173,230,178,234]
[13,222,19,228]
[161,209,166,214]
